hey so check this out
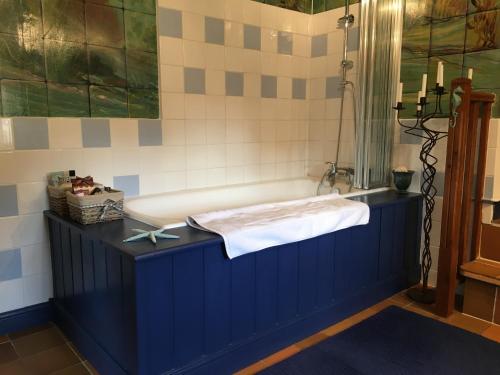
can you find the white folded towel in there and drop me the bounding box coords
[186,194,370,259]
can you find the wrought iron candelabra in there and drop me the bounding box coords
[393,84,449,304]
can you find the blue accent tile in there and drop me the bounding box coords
[113,175,140,197]
[138,119,163,146]
[311,34,327,57]
[12,118,49,150]
[278,31,293,55]
[205,17,225,45]
[225,71,244,96]
[347,27,359,52]
[484,176,494,199]
[159,8,182,38]
[325,76,342,98]
[422,171,445,196]
[184,68,206,94]
[0,249,22,282]
[261,75,277,98]
[81,119,111,148]
[244,24,261,51]
[292,78,306,100]
[0,185,18,217]
[400,127,423,144]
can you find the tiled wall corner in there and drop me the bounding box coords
[0,0,361,314]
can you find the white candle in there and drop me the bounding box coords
[396,82,403,103]
[421,74,427,97]
[437,62,444,87]
[467,68,473,80]
[417,90,422,111]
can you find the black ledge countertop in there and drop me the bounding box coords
[44,190,421,261]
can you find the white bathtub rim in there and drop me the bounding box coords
[125,183,392,230]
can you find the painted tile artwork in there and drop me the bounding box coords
[401,0,500,118]
[253,0,359,14]
[0,0,158,118]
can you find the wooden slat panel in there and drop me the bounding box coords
[70,230,83,297]
[230,254,256,342]
[297,239,318,314]
[121,257,137,374]
[173,250,204,366]
[277,243,299,323]
[379,205,395,278]
[49,220,64,299]
[333,229,352,300]
[204,245,231,353]
[255,247,279,331]
[136,257,174,375]
[61,227,74,301]
[316,234,336,307]
[392,204,407,275]
[106,248,125,367]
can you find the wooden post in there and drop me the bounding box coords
[435,79,496,317]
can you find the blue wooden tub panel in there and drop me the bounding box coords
[46,193,423,375]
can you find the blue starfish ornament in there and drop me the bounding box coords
[123,228,180,244]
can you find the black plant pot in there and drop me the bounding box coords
[392,170,415,193]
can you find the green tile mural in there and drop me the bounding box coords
[0,0,158,118]
[252,0,359,14]
[401,0,500,118]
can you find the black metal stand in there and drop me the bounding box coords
[394,85,449,304]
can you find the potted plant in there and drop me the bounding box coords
[392,166,415,193]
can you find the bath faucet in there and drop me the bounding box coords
[317,162,355,195]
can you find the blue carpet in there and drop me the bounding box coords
[260,306,500,375]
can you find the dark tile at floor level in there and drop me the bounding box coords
[13,326,66,357]
[52,362,91,374]
[0,342,18,365]
[22,344,80,374]
[0,359,33,375]
[8,323,54,341]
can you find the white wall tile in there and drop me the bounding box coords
[183,40,206,68]
[185,120,207,144]
[261,28,277,53]
[185,94,206,119]
[161,64,185,93]
[110,119,139,148]
[112,148,141,176]
[17,182,48,215]
[160,36,184,66]
[206,70,226,95]
[164,146,186,171]
[206,120,227,144]
[21,242,51,276]
[48,118,82,149]
[162,93,186,119]
[205,96,226,119]
[205,44,226,70]
[182,12,205,41]
[225,0,245,22]
[225,21,244,48]
[22,272,52,306]
[0,278,24,313]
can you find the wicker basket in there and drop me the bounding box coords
[47,185,70,217]
[66,190,124,225]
